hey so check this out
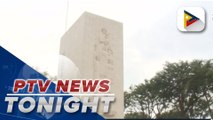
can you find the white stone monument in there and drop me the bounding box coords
[59,12,123,118]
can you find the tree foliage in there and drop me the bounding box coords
[125,60,213,119]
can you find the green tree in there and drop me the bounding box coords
[125,60,213,119]
[125,112,150,119]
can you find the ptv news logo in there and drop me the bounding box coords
[177,7,205,32]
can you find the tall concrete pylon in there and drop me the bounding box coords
[59,12,123,118]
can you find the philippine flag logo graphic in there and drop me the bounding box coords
[177,7,205,32]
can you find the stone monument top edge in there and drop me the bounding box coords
[82,11,123,25]
[62,11,122,40]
